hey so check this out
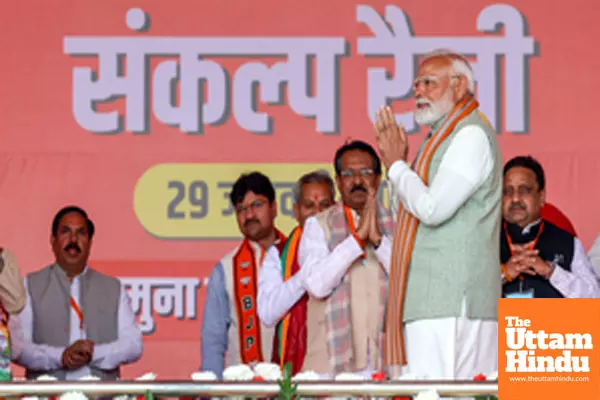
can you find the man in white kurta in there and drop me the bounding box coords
[296,141,395,379]
[9,206,142,380]
[257,170,336,375]
[374,50,501,382]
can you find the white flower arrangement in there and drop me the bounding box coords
[112,373,157,400]
[334,372,366,381]
[415,389,440,400]
[486,371,498,381]
[39,372,158,400]
[19,366,498,400]
[36,375,58,381]
[135,373,157,381]
[78,375,100,381]
[191,371,218,381]
[291,370,320,381]
[58,392,88,400]
[253,362,282,381]
[222,364,255,381]
[392,372,425,380]
[196,363,325,382]
[20,375,56,400]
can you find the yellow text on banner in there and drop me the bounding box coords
[134,163,391,239]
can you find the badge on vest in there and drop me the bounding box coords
[505,289,534,299]
[552,253,565,266]
[240,277,251,286]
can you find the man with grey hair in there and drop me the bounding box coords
[257,169,335,374]
[291,170,336,228]
[373,49,502,383]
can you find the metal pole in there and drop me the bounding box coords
[0,381,498,398]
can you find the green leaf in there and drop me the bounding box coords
[277,362,298,400]
[144,389,154,400]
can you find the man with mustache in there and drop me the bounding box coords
[373,50,501,382]
[9,206,142,380]
[501,156,599,298]
[200,172,287,378]
[295,140,394,378]
[257,169,335,375]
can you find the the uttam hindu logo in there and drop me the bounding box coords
[505,316,592,373]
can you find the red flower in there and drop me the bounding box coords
[473,373,487,381]
[252,376,265,382]
[371,371,386,381]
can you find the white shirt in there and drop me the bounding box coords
[257,214,393,326]
[550,237,600,298]
[9,267,143,379]
[587,234,600,277]
[298,214,392,299]
[387,125,493,226]
[257,246,306,327]
[510,221,600,298]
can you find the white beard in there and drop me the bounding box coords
[414,91,455,127]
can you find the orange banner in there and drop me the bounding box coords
[499,299,600,399]
[1,0,599,378]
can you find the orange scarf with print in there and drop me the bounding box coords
[232,229,287,365]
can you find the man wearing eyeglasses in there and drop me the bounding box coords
[200,172,287,379]
[373,49,502,383]
[501,156,599,299]
[296,140,394,378]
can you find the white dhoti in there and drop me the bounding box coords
[404,299,497,399]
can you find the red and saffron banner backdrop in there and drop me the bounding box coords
[1,0,598,378]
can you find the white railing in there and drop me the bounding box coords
[0,381,498,398]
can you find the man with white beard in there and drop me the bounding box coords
[373,49,502,383]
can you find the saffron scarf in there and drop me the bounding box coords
[384,96,481,367]
[271,226,307,375]
[233,229,287,365]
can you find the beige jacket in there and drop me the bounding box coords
[0,249,26,315]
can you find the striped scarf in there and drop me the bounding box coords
[323,200,395,374]
[272,226,307,375]
[384,96,480,367]
[0,301,10,381]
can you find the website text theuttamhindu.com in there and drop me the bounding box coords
[508,376,590,383]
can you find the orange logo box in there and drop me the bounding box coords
[499,299,600,400]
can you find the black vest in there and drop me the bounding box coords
[500,219,574,298]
